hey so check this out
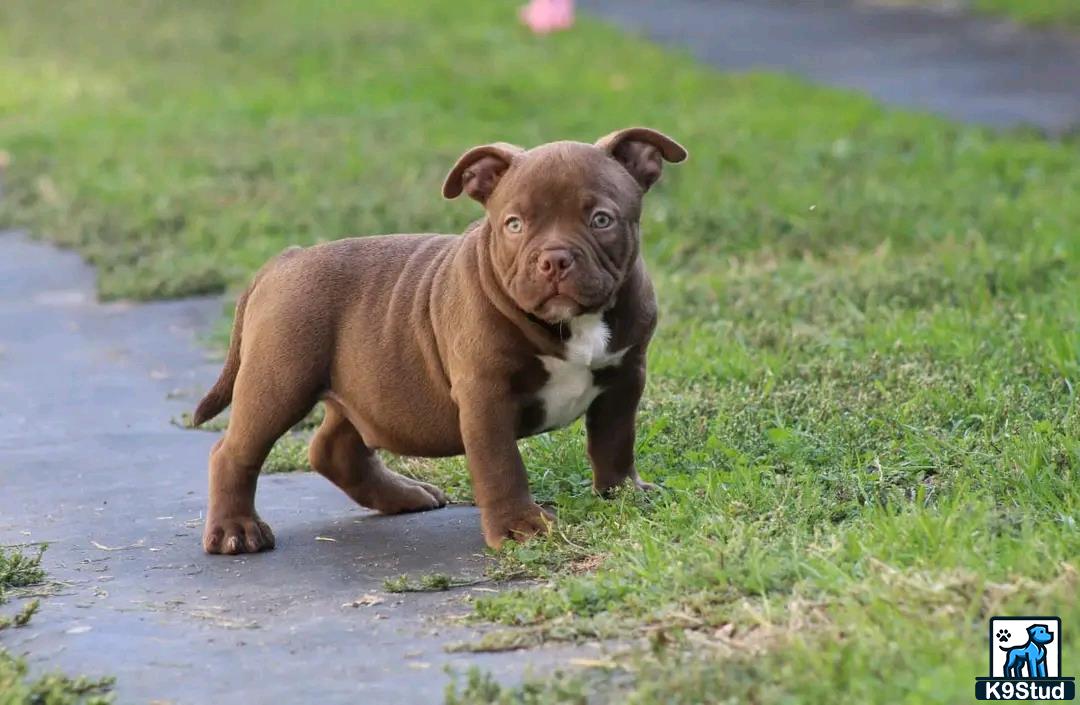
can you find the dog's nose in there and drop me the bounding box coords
[537,248,574,280]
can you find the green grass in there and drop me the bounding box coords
[0,547,115,704]
[906,0,1080,28]
[2,1,1079,702]
[0,546,43,633]
[0,547,44,600]
[0,652,114,705]
[972,0,1080,28]
[383,573,481,593]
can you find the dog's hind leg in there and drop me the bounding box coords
[309,400,448,514]
[1003,653,1018,678]
[202,357,321,555]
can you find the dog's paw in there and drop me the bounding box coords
[595,475,658,497]
[366,476,448,514]
[630,478,658,492]
[481,502,555,549]
[203,515,275,555]
[409,478,450,507]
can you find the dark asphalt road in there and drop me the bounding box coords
[581,0,1080,134]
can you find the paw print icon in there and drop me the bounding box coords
[995,628,1011,643]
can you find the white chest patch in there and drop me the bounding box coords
[536,314,627,431]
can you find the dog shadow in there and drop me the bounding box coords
[270,503,491,585]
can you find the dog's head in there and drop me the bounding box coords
[1028,625,1054,645]
[443,128,686,324]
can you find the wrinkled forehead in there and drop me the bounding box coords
[490,142,641,215]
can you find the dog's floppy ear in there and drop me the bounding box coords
[595,127,687,191]
[442,142,523,203]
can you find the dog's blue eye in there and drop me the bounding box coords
[591,212,614,229]
[505,216,524,234]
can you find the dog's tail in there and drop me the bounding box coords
[191,283,252,427]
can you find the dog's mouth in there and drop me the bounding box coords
[535,292,584,324]
[519,274,613,325]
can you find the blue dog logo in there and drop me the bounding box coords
[976,616,1075,701]
[1000,624,1054,678]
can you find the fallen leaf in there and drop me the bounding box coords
[342,593,384,608]
[91,540,144,551]
[569,658,617,669]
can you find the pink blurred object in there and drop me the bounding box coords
[520,0,575,34]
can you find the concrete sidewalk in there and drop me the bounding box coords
[0,231,589,704]
[581,0,1080,134]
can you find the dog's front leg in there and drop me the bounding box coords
[586,350,655,495]
[457,384,554,548]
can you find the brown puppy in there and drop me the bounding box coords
[192,128,687,554]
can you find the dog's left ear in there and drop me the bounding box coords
[442,142,524,203]
[595,127,688,191]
